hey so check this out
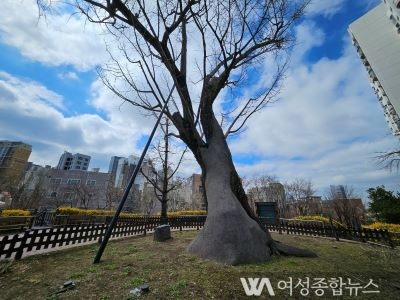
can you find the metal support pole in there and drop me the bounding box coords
[94,101,170,264]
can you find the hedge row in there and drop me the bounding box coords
[292,215,346,228]
[0,209,31,216]
[363,222,400,233]
[56,207,207,217]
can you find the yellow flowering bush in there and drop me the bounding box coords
[363,222,400,233]
[155,210,207,216]
[56,207,142,218]
[292,215,346,228]
[56,208,206,218]
[0,209,31,216]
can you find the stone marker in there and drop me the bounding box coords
[154,224,171,242]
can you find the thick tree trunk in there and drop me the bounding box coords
[174,85,316,265]
[187,118,273,265]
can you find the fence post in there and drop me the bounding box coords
[329,217,339,241]
[383,229,394,248]
[15,230,29,260]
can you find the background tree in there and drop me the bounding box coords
[326,185,365,228]
[167,179,188,211]
[104,178,123,210]
[140,183,158,215]
[376,149,400,172]
[141,118,187,220]
[74,184,98,209]
[0,169,46,209]
[246,175,287,217]
[368,186,400,224]
[41,0,312,264]
[284,178,315,216]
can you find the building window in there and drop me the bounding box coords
[67,179,81,185]
[64,192,75,200]
[76,166,81,169]
[49,178,62,185]
[86,179,96,186]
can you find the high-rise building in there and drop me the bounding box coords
[329,185,347,199]
[0,141,32,181]
[108,156,122,175]
[349,1,400,135]
[112,155,154,190]
[56,151,91,171]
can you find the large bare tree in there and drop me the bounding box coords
[40,0,313,264]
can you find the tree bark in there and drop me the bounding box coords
[186,115,273,265]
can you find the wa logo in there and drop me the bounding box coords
[240,278,276,296]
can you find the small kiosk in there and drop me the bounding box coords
[255,202,277,224]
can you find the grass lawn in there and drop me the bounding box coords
[1,230,399,299]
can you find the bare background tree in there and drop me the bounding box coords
[376,149,400,172]
[104,178,123,210]
[0,169,46,209]
[141,118,187,220]
[39,0,313,264]
[325,185,365,228]
[284,178,315,216]
[247,175,278,201]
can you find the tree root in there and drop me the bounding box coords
[271,240,318,258]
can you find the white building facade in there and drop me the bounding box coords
[56,151,91,171]
[349,1,400,135]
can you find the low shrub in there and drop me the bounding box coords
[363,222,400,233]
[56,207,142,218]
[56,208,206,218]
[0,209,31,216]
[165,210,207,216]
[290,215,346,228]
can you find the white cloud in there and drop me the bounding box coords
[306,0,346,19]
[291,21,325,64]
[0,0,398,198]
[0,72,152,171]
[229,36,399,198]
[0,0,106,71]
[57,71,79,81]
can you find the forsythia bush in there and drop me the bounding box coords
[56,207,207,218]
[363,222,400,233]
[0,209,31,216]
[56,207,142,218]
[293,215,346,228]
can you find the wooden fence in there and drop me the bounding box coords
[266,223,395,248]
[0,216,206,260]
[1,216,396,260]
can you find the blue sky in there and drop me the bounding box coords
[0,0,398,200]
